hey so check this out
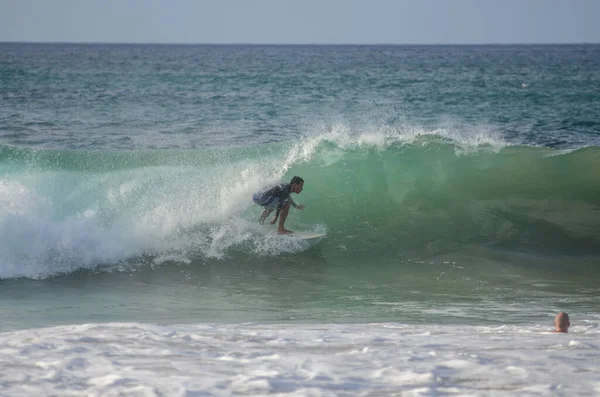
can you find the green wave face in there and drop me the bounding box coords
[296,143,600,258]
[1,139,600,279]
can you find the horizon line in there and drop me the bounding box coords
[1,41,599,46]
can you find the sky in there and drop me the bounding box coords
[1,0,599,44]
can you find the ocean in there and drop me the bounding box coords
[1,43,599,396]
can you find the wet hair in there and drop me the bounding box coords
[290,176,304,185]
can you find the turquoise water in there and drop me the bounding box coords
[1,44,599,331]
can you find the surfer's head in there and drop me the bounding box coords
[290,176,304,193]
[554,312,570,333]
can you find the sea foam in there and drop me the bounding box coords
[0,322,598,396]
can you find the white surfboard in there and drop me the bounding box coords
[288,231,326,241]
[268,231,326,242]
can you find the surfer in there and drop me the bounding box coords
[252,176,305,234]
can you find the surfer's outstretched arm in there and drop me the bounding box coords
[288,197,305,210]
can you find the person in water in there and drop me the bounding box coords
[253,176,305,234]
[554,312,570,333]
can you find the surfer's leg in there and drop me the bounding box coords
[277,202,293,234]
[259,196,279,224]
[259,208,272,224]
[270,208,280,224]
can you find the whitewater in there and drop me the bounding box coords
[1,322,599,396]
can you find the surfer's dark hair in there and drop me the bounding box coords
[290,176,304,185]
